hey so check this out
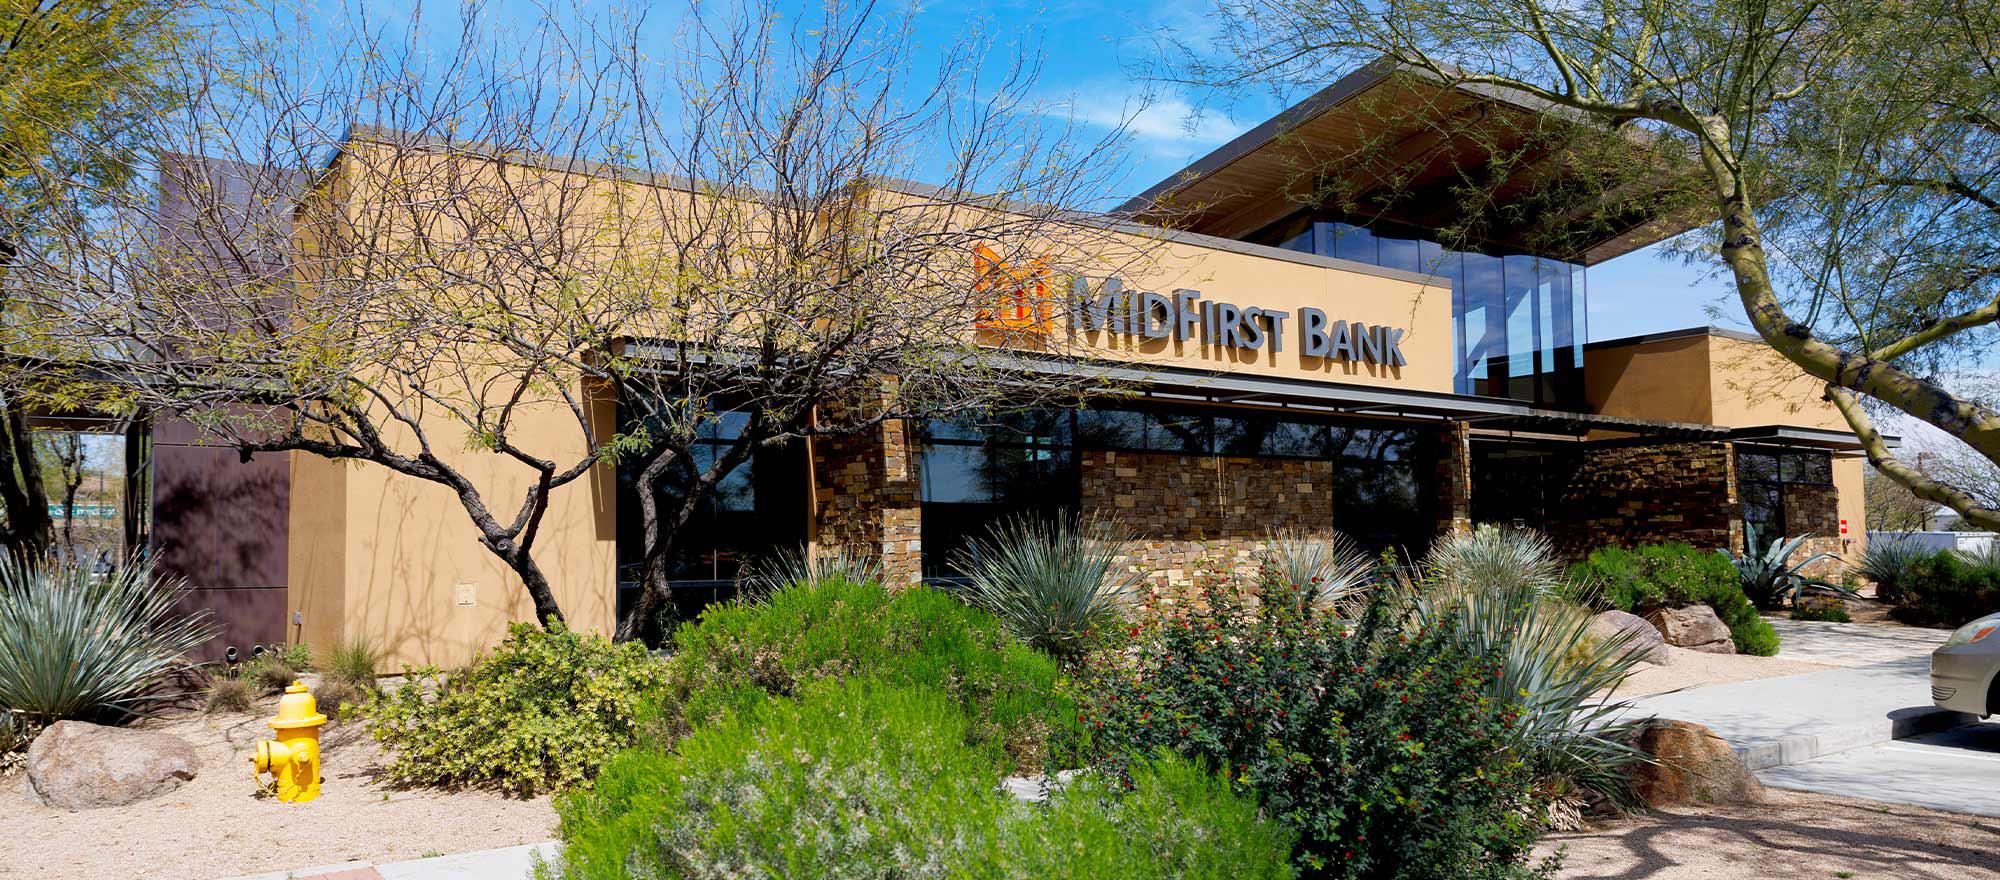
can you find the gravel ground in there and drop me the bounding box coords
[1541,788,2000,879]
[1614,646,1835,697]
[0,705,554,880]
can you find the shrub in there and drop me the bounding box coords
[240,656,299,695]
[205,676,258,714]
[748,544,883,592]
[1077,576,1547,880]
[1572,542,1778,656]
[1889,552,2000,627]
[954,513,1138,661]
[319,637,382,689]
[313,679,367,719]
[549,680,1294,880]
[365,620,666,796]
[665,578,1079,772]
[1791,595,1853,622]
[1413,529,1651,816]
[0,555,215,724]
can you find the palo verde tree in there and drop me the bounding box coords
[1168,0,2000,527]
[12,0,1155,635]
[0,0,195,554]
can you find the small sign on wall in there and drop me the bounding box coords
[1840,518,1849,536]
[454,582,478,607]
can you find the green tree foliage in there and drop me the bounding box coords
[1174,0,2000,530]
[0,0,193,554]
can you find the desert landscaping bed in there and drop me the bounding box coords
[0,705,555,880]
[1540,788,2000,880]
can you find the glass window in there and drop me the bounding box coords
[920,414,1080,579]
[1736,448,1835,549]
[1333,223,1377,264]
[1076,409,1145,449]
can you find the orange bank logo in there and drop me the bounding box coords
[972,244,1055,334]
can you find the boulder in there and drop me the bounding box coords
[1626,719,1763,806]
[1587,610,1673,665]
[1645,605,1735,654]
[24,721,199,810]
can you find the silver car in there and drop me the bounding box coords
[1933,612,2000,717]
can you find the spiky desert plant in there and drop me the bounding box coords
[750,545,884,592]
[1724,534,1850,609]
[1859,537,1934,603]
[1954,540,2000,569]
[954,514,1138,662]
[1262,529,1374,609]
[0,555,216,724]
[1426,524,1571,598]
[1408,528,1653,811]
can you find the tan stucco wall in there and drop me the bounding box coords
[1585,331,1847,431]
[1833,455,1868,563]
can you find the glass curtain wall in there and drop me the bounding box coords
[1262,214,1588,407]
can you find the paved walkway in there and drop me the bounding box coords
[1764,618,1954,666]
[221,842,559,880]
[1760,721,2000,817]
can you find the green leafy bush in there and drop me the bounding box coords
[954,513,1138,662]
[0,555,215,724]
[1791,596,1853,622]
[1077,575,1547,880]
[1889,552,2000,627]
[365,620,666,796]
[549,680,1294,880]
[664,577,1079,772]
[1572,543,1779,656]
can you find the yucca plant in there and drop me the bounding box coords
[1724,534,1851,610]
[954,513,1138,662]
[1261,529,1373,610]
[1954,540,2000,569]
[749,544,884,592]
[1426,524,1572,598]
[1860,537,1934,604]
[0,554,216,724]
[1406,527,1653,816]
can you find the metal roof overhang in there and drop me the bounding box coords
[1119,61,1704,266]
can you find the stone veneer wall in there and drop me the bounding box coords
[1546,441,1744,558]
[1434,421,1473,537]
[811,419,923,585]
[1780,482,1844,579]
[1079,449,1337,589]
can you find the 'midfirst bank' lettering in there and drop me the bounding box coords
[1069,279,1406,367]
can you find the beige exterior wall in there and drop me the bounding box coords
[1584,330,1847,431]
[1833,455,1868,563]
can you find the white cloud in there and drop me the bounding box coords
[1049,88,1242,150]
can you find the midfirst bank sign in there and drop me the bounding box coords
[1069,278,1409,367]
[973,251,1409,367]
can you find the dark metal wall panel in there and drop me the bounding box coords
[151,420,291,662]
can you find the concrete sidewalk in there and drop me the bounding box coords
[221,842,560,880]
[1623,656,1977,770]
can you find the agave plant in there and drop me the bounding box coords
[1954,540,2000,569]
[1723,534,1852,610]
[749,544,883,592]
[953,513,1138,661]
[1261,529,1373,609]
[1407,527,1653,812]
[1860,537,1934,604]
[0,554,215,724]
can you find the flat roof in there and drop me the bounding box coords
[1119,61,1703,266]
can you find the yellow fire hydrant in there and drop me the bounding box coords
[251,680,327,803]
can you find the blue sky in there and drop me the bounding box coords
[324,0,1745,343]
[894,0,1745,344]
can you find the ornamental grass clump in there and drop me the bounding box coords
[1860,537,1933,604]
[664,577,1080,772]
[0,554,214,724]
[549,679,1295,880]
[365,620,666,796]
[954,513,1138,662]
[1077,573,1548,880]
